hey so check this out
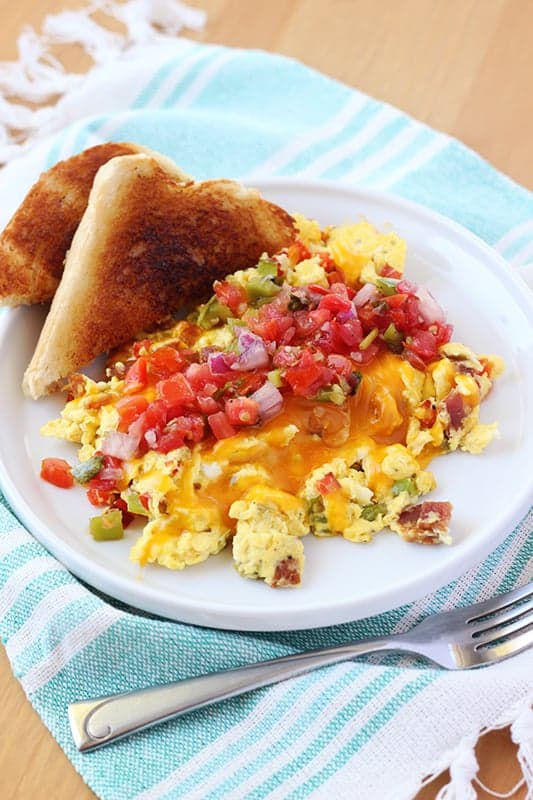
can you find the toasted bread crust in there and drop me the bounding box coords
[0,142,190,306]
[22,155,295,398]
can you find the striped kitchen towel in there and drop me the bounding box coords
[0,3,532,799]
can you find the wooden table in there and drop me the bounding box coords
[0,2,530,798]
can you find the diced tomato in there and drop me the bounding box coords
[396,279,417,295]
[326,354,354,377]
[86,478,118,507]
[247,312,293,344]
[357,300,389,332]
[214,280,248,315]
[148,346,185,379]
[234,372,266,397]
[318,293,352,314]
[317,472,342,496]
[207,411,237,440]
[351,340,381,365]
[404,349,427,372]
[197,395,222,415]
[101,454,123,471]
[332,318,363,348]
[307,283,329,296]
[185,362,227,392]
[40,458,74,489]
[123,357,148,394]
[116,395,149,432]
[407,329,439,362]
[288,239,312,264]
[380,265,402,279]
[431,322,453,346]
[283,350,333,396]
[139,493,150,510]
[156,373,196,412]
[292,308,331,339]
[110,496,135,529]
[154,415,204,453]
[225,397,260,426]
[142,400,168,431]
[385,293,410,309]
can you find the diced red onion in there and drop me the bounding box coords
[416,286,446,324]
[232,329,270,371]
[353,283,378,308]
[336,307,357,324]
[249,380,283,421]
[208,352,234,375]
[101,430,139,461]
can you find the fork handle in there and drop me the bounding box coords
[69,637,398,751]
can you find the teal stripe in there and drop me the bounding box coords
[44,128,69,169]
[211,669,399,800]
[322,116,411,180]
[1,569,75,641]
[14,594,102,675]
[132,42,200,108]
[288,671,438,798]
[500,231,533,260]
[0,541,52,578]
[278,101,379,177]
[160,666,333,800]
[161,48,225,109]
[357,126,434,187]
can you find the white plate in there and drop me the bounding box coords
[1,179,532,631]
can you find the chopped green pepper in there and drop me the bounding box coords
[315,384,346,405]
[256,258,278,278]
[124,491,149,516]
[307,496,332,537]
[197,296,232,329]
[382,322,404,353]
[375,277,398,296]
[360,502,388,521]
[71,455,104,485]
[391,477,417,497]
[267,368,283,387]
[246,275,280,302]
[89,508,124,541]
[359,327,379,350]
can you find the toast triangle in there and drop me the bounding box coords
[22,154,295,398]
[0,142,190,306]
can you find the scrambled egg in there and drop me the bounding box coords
[41,216,503,588]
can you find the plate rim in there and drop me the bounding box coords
[0,177,532,631]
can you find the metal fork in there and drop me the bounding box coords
[69,583,533,751]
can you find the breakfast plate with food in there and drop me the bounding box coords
[0,144,531,630]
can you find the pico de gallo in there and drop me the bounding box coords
[40,214,503,587]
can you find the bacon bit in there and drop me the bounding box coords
[271,557,301,587]
[445,391,467,430]
[317,472,342,496]
[396,501,452,544]
[414,399,437,429]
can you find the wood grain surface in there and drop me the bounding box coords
[0,1,530,798]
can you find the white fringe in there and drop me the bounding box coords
[0,0,205,164]
[389,699,533,800]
